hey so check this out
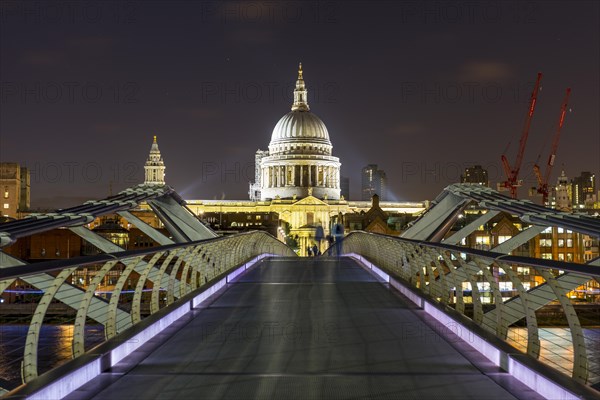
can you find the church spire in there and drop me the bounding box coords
[144,135,166,185]
[291,62,309,111]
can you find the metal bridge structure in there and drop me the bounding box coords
[0,183,599,399]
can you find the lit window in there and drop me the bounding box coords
[543,227,552,233]
[3,203,8,209]
[566,253,574,262]
[558,253,565,261]
[477,282,491,292]
[498,235,512,244]
[558,239,565,247]
[517,267,530,275]
[3,187,8,199]
[541,253,552,260]
[540,238,552,247]
[557,227,564,233]
[475,236,490,245]
[567,239,573,248]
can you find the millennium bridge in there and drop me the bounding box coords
[1,184,599,399]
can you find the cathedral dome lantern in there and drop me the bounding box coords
[250,64,341,201]
[269,63,332,156]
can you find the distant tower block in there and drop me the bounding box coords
[144,135,166,185]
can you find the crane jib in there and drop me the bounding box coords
[529,98,537,116]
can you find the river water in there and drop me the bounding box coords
[507,327,600,385]
[0,325,104,390]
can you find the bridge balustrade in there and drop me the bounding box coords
[339,231,600,387]
[0,231,295,391]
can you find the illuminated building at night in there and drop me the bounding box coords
[144,136,166,185]
[0,163,30,220]
[186,65,427,255]
[461,165,489,187]
[361,164,387,201]
[249,63,341,201]
[571,171,596,209]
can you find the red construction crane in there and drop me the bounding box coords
[533,87,571,205]
[500,72,543,198]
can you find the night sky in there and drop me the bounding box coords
[1,1,598,208]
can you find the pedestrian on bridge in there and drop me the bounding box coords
[333,222,344,257]
[312,243,320,256]
[315,223,325,254]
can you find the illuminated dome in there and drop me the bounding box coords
[269,111,332,155]
[249,63,341,201]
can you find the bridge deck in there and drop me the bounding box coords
[67,257,543,399]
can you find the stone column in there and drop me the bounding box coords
[318,166,322,187]
[282,166,286,186]
[321,166,325,187]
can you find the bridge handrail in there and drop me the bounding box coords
[344,231,600,277]
[0,230,277,280]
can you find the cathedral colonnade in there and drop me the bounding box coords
[261,163,340,189]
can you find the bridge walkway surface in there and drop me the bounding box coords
[65,257,545,400]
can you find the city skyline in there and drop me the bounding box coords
[1,1,599,208]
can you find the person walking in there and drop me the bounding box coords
[312,243,320,257]
[333,223,344,257]
[315,223,324,255]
